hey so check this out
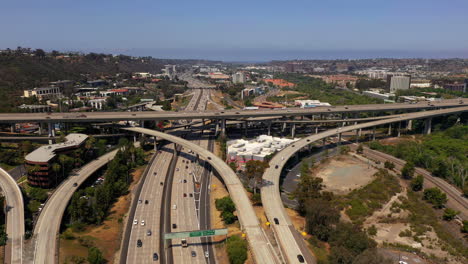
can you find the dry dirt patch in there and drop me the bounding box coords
[314,155,377,194]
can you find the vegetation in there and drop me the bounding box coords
[294,161,326,215]
[87,247,105,264]
[244,160,269,194]
[215,196,237,224]
[272,73,384,105]
[384,161,395,170]
[423,187,447,209]
[442,208,459,221]
[337,169,401,224]
[410,175,424,191]
[368,125,468,190]
[0,141,36,169]
[0,196,7,246]
[66,139,145,226]
[401,161,415,179]
[226,235,248,264]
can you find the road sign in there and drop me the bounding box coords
[164,228,228,239]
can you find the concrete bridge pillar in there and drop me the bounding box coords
[315,126,318,134]
[221,119,226,137]
[387,124,392,136]
[322,138,326,146]
[358,128,362,137]
[267,121,272,136]
[291,123,296,138]
[407,120,413,131]
[10,124,15,133]
[424,118,432,135]
[372,126,376,141]
[397,122,401,137]
[153,136,157,151]
[355,129,359,143]
[48,123,56,137]
[338,133,342,144]
[282,122,287,132]
[215,120,220,136]
[38,123,43,135]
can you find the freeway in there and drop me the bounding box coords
[125,146,174,263]
[0,99,464,123]
[0,167,24,264]
[262,106,468,264]
[123,127,281,264]
[32,144,138,264]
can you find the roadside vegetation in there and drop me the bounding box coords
[226,235,248,264]
[0,141,35,170]
[215,196,237,224]
[368,125,468,193]
[270,73,384,105]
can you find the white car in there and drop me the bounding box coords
[141,220,145,226]
[133,219,138,225]
[205,251,209,258]
[399,261,408,264]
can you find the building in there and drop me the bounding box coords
[23,87,62,99]
[232,72,245,84]
[388,75,411,92]
[252,101,284,109]
[25,133,88,188]
[443,83,467,93]
[227,135,298,170]
[88,98,107,109]
[294,100,331,108]
[314,75,358,87]
[87,80,107,87]
[18,104,52,112]
[363,90,395,100]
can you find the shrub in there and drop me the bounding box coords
[226,235,248,264]
[423,187,447,209]
[442,208,459,221]
[410,175,424,192]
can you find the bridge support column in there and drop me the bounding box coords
[48,123,56,137]
[397,122,401,137]
[267,121,272,136]
[153,136,157,151]
[215,120,219,136]
[140,120,145,128]
[10,124,15,133]
[133,134,137,142]
[424,118,432,135]
[338,133,342,144]
[372,126,376,141]
[315,126,318,134]
[358,128,362,137]
[221,119,226,137]
[407,120,413,131]
[387,124,392,136]
[282,122,287,132]
[355,129,359,143]
[244,121,248,136]
[291,123,296,138]
[38,123,43,135]
[322,138,326,146]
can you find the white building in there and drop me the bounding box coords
[88,98,107,110]
[294,100,331,108]
[363,91,395,100]
[23,87,62,99]
[389,75,411,92]
[227,135,298,170]
[232,72,245,84]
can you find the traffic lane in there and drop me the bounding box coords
[0,167,24,264]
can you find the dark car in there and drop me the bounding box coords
[275,165,279,169]
[185,165,188,169]
[297,254,305,263]
[172,223,177,229]
[183,193,187,197]
[153,253,159,261]
[189,193,193,197]
[137,239,142,247]
[145,200,149,204]
[160,182,164,186]
[73,183,78,187]
[183,179,187,183]
[273,218,279,225]
[191,251,196,257]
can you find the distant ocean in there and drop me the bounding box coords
[118,48,468,62]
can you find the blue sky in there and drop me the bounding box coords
[1,0,467,61]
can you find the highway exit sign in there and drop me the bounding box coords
[164,228,227,239]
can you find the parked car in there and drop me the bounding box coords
[133,219,138,225]
[172,223,177,229]
[153,253,159,261]
[141,220,145,226]
[297,254,305,263]
[147,230,152,236]
[137,239,142,247]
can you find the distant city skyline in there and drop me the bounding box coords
[1,0,468,61]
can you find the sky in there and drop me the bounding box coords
[1,0,468,61]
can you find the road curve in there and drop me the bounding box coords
[0,167,24,264]
[262,106,468,264]
[32,144,138,264]
[123,127,281,264]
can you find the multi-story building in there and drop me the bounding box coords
[232,72,245,84]
[443,83,466,93]
[388,75,411,92]
[23,87,62,99]
[25,133,88,188]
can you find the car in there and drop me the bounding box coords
[189,193,193,197]
[132,113,136,116]
[153,172,157,175]
[73,183,78,187]
[344,106,349,109]
[185,165,188,169]
[153,253,159,261]
[327,108,331,111]
[141,220,145,226]
[275,165,279,169]
[183,179,187,183]
[138,199,142,204]
[398,261,408,264]
[173,204,177,210]
[273,218,279,224]
[183,193,187,197]
[147,230,152,236]
[235,112,240,114]
[191,251,197,257]
[160,182,164,186]
[172,223,177,229]
[133,219,138,225]
[297,254,305,263]
[207,157,211,160]
[145,200,149,204]
[205,251,209,258]
[137,239,142,247]
[176,168,179,171]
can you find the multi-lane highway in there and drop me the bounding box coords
[262,105,468,264]
[0,99,464,123]
[0,167,24,264]
[32,143,139,264]
[123,127,281,264]
[125,146,174,263]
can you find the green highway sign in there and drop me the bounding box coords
[164,228,228,239]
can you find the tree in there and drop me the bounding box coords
[410,175,424,191]
[384,161,395,170]
[0,226,8,246]
[87,247,105,264]
[442,208,459,221]
[295,172,324,215]
[462,220,468,233]
[423,187,447,208]
[226,235,248,264]
[305,199,340,241]
[356,144,364,154]
[34,49,46,58]
[401,161,415,179]
[244,160,269,194]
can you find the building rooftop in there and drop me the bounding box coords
[227,135,298,161]
[25,133,88,163]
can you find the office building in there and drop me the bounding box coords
[388,75,411,92]
[23,87,62,99]
[232,72,245,84]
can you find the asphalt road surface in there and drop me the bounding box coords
[0,167,24,264]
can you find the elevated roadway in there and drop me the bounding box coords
[262,106,468,264]
[0,100,464,123]
[32,143,139,264]
[0,167,24,264]
[123,127,281,264]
